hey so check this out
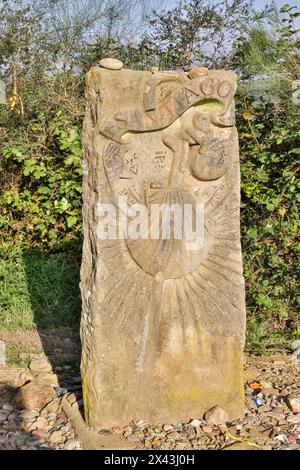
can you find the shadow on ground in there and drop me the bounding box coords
[21,245,82,369]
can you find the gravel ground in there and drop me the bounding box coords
[0,353,299,450]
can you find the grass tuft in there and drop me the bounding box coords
[0,249,81,330]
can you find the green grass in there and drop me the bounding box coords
[246,315,293,355]
[5,347,33,367]
[0,249,81,330]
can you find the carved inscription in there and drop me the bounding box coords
[124,152,139,175]
[205,139,225,168]
[153,150,167,169]
[103,142,123,180]
[101,75,236,142]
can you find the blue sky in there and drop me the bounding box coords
[166,0,300,9]
[254,0,300,8]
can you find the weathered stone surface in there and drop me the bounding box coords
[188,66,209,79]
[15,379,56,410]
[36,373,59,387]
[204,406,229,425]
[29,358,52,375]
[80,64,246,429]
[286,413,300,424]
[286,396,300,413]
[0,366,33,388]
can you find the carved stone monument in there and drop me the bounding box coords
[80,59,246,430]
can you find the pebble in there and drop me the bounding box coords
[188,67,209,79]
[56,386,68,397]
[202,424,213,433]
[204,406,229,425]
[19,410,39,419]
[126,434,140,442]
[260,381,273,389]
[166,431,181,440]
[49,430,64,444]
[29,358,52,374]
[1,403,14,411]
[162,424,174,431]
[291,340,300,351]
[36,373,58,386]
[25,436,41,446]
[0,410,9,422]
[71,376,82,384]
[274,434,287,442]
[244,368,261,381]
[54,348,63,355]
[112,425,123,434]
[99,58,123,70]
[151,437,161,446]
[286,414,300,424]
[189,419,202,426]
[64,438,80,450]
[261,388,278,395]
[286,396,300,413]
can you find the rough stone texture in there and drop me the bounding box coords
[29,358,52,375]
[35,373,59,387]
[0,366,33,388]
[15,379,56,410]
[286,396,300,413]
[99,58,123,70]
[204,406,229,425]
[188,66,209,79]
[80,64,246,429]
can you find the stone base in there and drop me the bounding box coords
[81,321,244,429]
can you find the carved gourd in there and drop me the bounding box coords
[190,138,229,181]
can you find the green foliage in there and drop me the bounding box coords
[233,4,300,80]
[232,6,300,353]
[238,96,300,351]
[0,82,84,250]
[0,0,299,355]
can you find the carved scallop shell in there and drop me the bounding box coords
[126,189,208,279]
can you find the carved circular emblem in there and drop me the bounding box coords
[126,189,208,279]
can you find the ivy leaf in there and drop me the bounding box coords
[48,230,58,240]
[67,215,77,228]
[68,128,79,143]
[246,228,259,240]
[60,198,70,211]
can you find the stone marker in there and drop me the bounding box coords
[80,61,246,430]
